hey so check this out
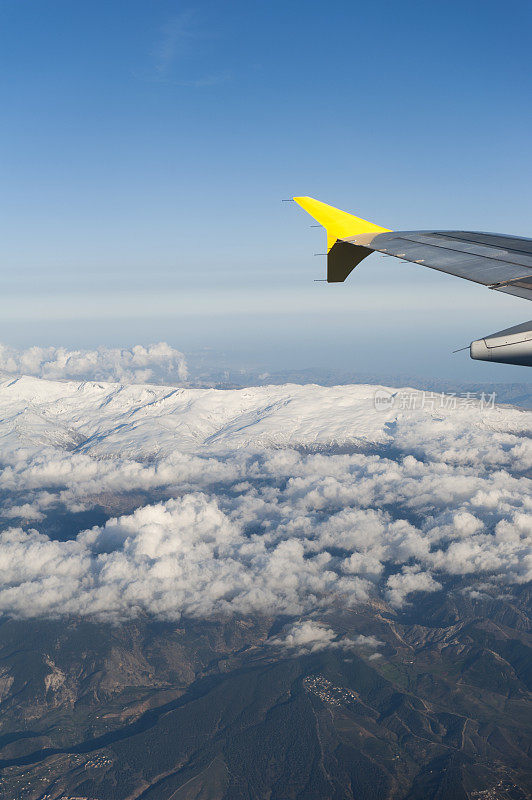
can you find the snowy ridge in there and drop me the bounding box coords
[0,374,529,461]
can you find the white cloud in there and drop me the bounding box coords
[266,621,383,655]
[385,567,443,609]
[0,376,529,621]
[0,342,187,384]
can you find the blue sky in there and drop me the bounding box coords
[1,0,531,381]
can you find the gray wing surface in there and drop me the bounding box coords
[339,230,532,301]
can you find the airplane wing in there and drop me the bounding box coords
[293,196,532,301]
[293,196,532,365]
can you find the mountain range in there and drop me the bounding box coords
[0,375,529,799]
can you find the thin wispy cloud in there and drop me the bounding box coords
[148,10,230,88]
[177,71,231,88]
[154,11,198,76]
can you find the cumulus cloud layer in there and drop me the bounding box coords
[0,377,529,621]
[0,450,529,620]
[0,342,187,384]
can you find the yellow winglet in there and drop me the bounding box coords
[293,196,391,251]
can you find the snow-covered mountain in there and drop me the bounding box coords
[0,374,529,461]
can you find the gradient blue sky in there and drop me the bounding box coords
[1,0,531,381]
